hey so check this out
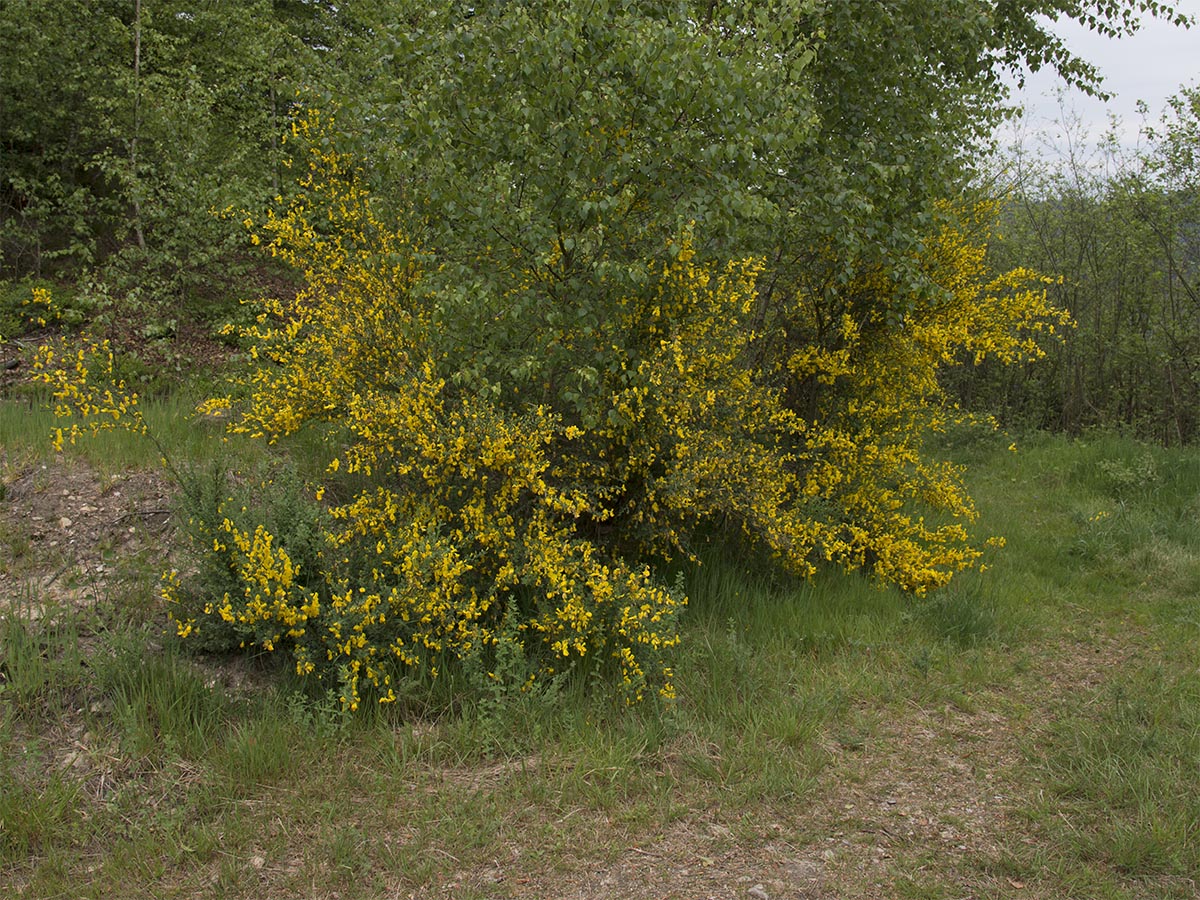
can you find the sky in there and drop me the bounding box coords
[1005,1,1200,154]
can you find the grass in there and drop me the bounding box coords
[2,418,1200,897]
[0,389,260,479]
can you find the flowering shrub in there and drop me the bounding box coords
[32,108,1067,709]
[31,333,147,452]
[754,202,1072,591]
[174,111,691,707]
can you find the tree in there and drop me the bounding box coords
[963,84,1200,443]
[0,1,325,291]
[31,0,1190,705]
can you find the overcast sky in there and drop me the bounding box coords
[1004,1,1199,153]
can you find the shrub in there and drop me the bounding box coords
[32,102,1065,710]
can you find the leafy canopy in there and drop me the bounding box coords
[25,0,1185,706]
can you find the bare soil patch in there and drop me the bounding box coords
[0,456,174,614]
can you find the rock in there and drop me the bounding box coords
[59,516,72,529]
[748,885,769,900]
[784,860,820,880]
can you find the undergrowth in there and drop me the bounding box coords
[3,408,1200,897]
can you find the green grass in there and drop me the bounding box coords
[1034,665,1200,874]
[0,391,260,477]
[962,431,1200,898]
[0,596,89,721]
[3,426,1200,897]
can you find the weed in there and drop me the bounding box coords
[216,715,303,788]
[0,759,82,865]
[94,633,228,760]
[280,686,352,740]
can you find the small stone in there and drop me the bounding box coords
[786,860,820,880]
[59,516,72,529]
[250,855,266,870]
[748,885,769,900]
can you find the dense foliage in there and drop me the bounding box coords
[12,0,1191,704]
[0,0,372,299]
[960,85,1200,443]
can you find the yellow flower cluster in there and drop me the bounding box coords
[186,109,686,705]
[21,286,56,330]
[35,106,1063,706]
[30,336,146,451]
[750,200,1070,593]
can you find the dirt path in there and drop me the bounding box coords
[515,702,1031,900]
[376,646,1110,900]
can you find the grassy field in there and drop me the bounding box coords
[2,403,1199,899]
